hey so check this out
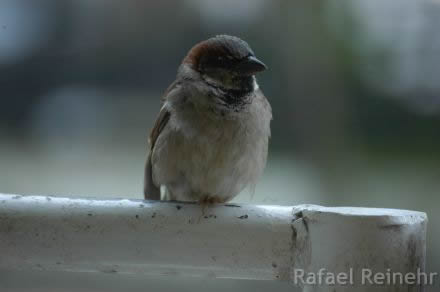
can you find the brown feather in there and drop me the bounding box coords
[144,83,177,200]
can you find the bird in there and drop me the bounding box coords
[144,35,272,204]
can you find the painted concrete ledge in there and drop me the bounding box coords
[0,194,428,291]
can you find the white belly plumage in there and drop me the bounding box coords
[151,95,271,202]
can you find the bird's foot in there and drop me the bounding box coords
[197,195,227,221]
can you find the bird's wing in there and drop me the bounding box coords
[144,81,180,200]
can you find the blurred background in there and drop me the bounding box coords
[0,0,439,291]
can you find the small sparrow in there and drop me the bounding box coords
[144,35,272,203]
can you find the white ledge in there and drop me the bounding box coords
[0,194,428,291]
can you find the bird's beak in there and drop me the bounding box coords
[235,56,268,75]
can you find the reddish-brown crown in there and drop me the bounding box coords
[183,41,212,67]
[182,35,254,71]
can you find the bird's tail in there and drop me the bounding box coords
[144,154,161,200]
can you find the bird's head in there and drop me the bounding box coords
[182,35,267,93]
